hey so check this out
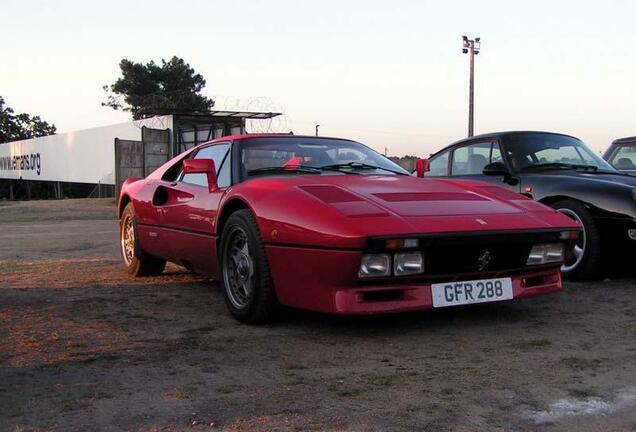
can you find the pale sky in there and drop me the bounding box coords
[2,0,635,156]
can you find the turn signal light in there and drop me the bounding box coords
[385,238,419,249]
[559,230,580,240]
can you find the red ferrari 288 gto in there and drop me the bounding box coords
[118,134,580,323]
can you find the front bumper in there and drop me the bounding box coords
[332,268,561,314]
[265,244,562,314]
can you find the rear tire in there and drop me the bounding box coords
[551,200,601,280]
[120,203,166,277]
[219,209,279,324]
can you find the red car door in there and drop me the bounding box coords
[157,142,232,275]
[126,177,176,261]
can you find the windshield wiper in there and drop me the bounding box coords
[318,162,408,176]
[521,162,599,172]
[248,162,408,177]
[247,165,322,175]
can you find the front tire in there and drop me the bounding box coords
[120,203,166,277]
[552,200,601,280]
[219,209,279,324]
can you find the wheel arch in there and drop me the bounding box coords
[216,197,254,244]
[119,194,132,218]
[538,195,592,211]
[539,195,603,280]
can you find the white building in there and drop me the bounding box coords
[0,111,280,199]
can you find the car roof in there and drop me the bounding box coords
[431,130,581,157]
[199,133,355,146]
[612,136,636,145]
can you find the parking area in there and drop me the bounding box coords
[0,199,635,431]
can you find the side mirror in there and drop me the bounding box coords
[415,158,430,178]
[483,161,518,185]
[482,161,509,176]
[183,158,217,192]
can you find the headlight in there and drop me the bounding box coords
[394,252,424,276]
[526,243,564,265]
[359,253,391,278]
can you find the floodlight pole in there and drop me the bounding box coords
[468,46,475,137]
[462,36,480,137]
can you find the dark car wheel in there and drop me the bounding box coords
[120,203,166,277]
[220,209,279,324]
[551,200,601,280]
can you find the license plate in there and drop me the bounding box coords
[431,277,513,308]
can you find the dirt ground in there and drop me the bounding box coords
[0,198,635,432]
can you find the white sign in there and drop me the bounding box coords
[0,115,173,185]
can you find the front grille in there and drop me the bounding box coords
[426,243,532,274]
[365,230,569,277]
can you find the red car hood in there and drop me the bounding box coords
[300,174,565,224]
[320,175,524,217]
[240,174,580,248]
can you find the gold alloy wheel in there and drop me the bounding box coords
[121,214,135,266]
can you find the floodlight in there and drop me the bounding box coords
[459,35,481,137]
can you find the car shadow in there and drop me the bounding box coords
[603,254,636,279]
[272,299,542,336]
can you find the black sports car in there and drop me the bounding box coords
[421,131,636,279]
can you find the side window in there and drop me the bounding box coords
[428,150,450,176]
[217,152,231,187]
[452,142,492,175]
[161,153,190,182]
[451,147,469,175]
[491,143,503,163]
[609,145,636,170]
[181,143,230,187]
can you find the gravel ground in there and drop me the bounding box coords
[0,198,635,432]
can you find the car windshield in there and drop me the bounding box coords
[240,137,409,179]
[503,133,615,172]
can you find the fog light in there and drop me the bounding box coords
[394,252,424,276]
[527,243,565,265]
[629,229,636,241]
[359,253,391,278]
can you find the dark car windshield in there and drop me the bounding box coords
[239,137,409,179]
[503,133,615,172]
